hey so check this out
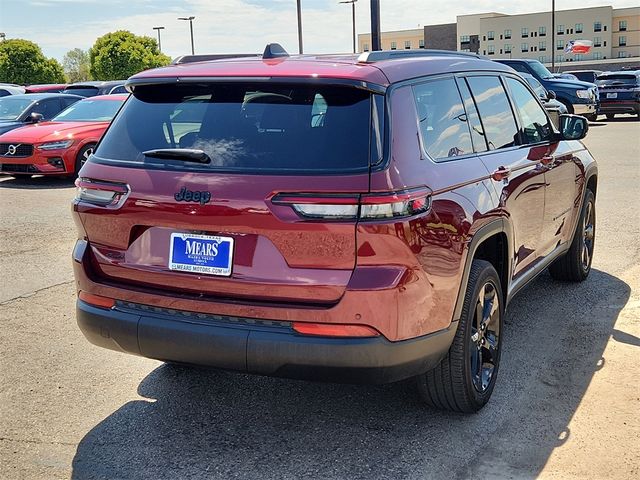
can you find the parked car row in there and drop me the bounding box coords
[1,80,126,96]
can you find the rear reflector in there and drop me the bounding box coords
[292,322,380,338]
[75,178,129,207]
[78,291,115,309]
[271,187,431,221]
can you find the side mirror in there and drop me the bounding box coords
[558,114,588,140]
[28,112,44,124]
[547,89,557,100]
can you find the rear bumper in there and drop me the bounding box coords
[598,100,640,115]
[77,300,457,384]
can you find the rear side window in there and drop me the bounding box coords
[596,74,638,86]
[95,83,377,174]
[466,76,519,150]
[64,86,99,97]
[505,77,553,144]
[413,77,473,160]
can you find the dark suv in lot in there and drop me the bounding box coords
[595,70,640,119]
[72,47,597,412]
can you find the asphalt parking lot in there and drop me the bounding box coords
[1,117,639,480]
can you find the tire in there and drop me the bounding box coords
[11,174,32,180]
[416,260,504,413]
[606,113,615,120]
[584,113,597,122]
[549,189,595,282]
[74,143,96,175]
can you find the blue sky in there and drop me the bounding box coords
[0,0,637,61]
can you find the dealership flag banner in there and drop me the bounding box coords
[565,39,593,54]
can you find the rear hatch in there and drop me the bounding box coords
[74,80,383,305]
[596,73,640,101]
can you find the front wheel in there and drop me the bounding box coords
[584,113,597,122]
[416,260,504,413]
[74,143,96,175]
[549,189,595,281]
[606,113,615,120]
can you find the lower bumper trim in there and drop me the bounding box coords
[77,300,457,384]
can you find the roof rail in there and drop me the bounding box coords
[357,49,483,63]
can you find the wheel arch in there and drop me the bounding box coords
[452,220,512,323]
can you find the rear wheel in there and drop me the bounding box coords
[74,143,96,175]
[416,260,504,413]
[549,189,595,282]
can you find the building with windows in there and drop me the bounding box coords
[357,5,638,67]
[458,6,639,63]
[358,24,456,53]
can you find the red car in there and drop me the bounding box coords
[25,84,68,93]
[73,47,597,412]
[0,94,126,177]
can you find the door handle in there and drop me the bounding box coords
[492,166,511,181]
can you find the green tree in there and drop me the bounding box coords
[89,30,170,80]
[0,39,66,85]
[63,48,91,83]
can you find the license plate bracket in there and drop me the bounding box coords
[169,233,234,276]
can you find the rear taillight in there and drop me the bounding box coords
[74,178,129,208]
[271,187,431,221]
[292,322,380,337]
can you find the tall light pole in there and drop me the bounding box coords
[370,0,381,51]
[551,0,556,70]
[152,26,165,52]
[178,16,195,55]
[339,0,358,53]
[296,0,303,54]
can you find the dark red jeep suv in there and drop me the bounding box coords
[72,47,597,412]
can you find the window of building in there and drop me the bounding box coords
[412,77,473,160]
[575,54,583,61]
[521,42,529,52]
[538,55,546,63]
[557,24,564,34]
[594,21,602,32]
[556,54,564,62]
[404,40,411,49]
[593,52,602,60]
[461,48,470,52]
[557,40,564,50]
[604,40,607,47]
[619,20,627,31]
[594,37,602,47]
[419,39,425,48]
[390,41,397,50]
[504,44,512,53]
[539,26,546,36]
[460,35,470,42]
[539,41,546,51]
[505,29,512,39]
[619,36,627,46]
[521,27,529,37]
[466,76,519,150]
[618,51,628,58]
[575,23,583,33]
[363,43,369,52]
[488,31,495,40]
[488,45,495,55]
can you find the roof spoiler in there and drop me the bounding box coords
[262,43,289,60]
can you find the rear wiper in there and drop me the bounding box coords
[142,148,211,164]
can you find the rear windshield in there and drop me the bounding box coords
[64,86,100,97]
[93,83,378,174]
[596,74,638,86]
[53,99,124,122]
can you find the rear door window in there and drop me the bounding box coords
[94,83,378,174]
[466,76,519,150]
[456,78,488,153]
[505,77,553,144]
[412,77,473,160]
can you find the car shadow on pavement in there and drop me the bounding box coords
[0,174,75,189]
[71,269,630,480]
